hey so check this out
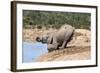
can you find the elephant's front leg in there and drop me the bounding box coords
[52,36,59,50]
[47,44,56,52]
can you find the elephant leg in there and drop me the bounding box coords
[67,31,74,43]
[47,34,53,44]
[52,36,58,50]
[59,40,67,49]
[59,32,74,49]
[47,44,55,52]
[47,36,58,52]
[60,31,74,49]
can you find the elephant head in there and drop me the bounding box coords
[36,35,48,43]
[36,33,53,44]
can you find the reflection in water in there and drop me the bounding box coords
[22,42,48,63]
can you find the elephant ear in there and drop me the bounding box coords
[47,34,53,44]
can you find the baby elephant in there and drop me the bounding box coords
[36,24,75,52]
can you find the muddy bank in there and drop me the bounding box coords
[23,28,91,61]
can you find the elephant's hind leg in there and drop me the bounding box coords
[59,40,68,49]
[59,31,74,49]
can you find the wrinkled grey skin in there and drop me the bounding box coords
[47,44,56,52]
[36,25,75,52]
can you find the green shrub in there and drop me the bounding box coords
[23,10,91,29]
[37,25,42,29]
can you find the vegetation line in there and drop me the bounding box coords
[23,10,91,29]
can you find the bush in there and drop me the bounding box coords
[23,10,91,29]
[37,25,42,29]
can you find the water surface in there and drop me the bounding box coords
[22,42,48,63]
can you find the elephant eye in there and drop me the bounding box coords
[36,37,40,42]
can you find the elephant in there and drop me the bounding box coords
[36,24,75,52]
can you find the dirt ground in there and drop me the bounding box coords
[23,28,91,61]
